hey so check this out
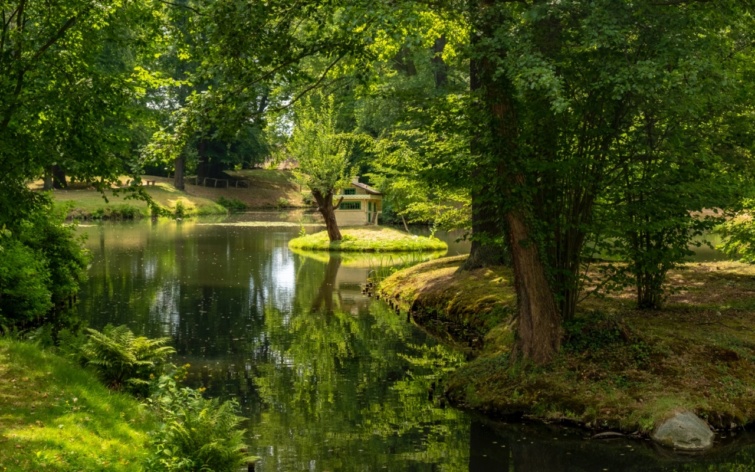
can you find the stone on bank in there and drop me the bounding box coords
[651,411,714,451]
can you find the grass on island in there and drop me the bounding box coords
[378,257,755,435]
[290,247,447,268]
[0,339,156,471]
[288,226,449,252]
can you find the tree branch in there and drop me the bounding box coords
[155,0,203,16]
[268,52,346,114]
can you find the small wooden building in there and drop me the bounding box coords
[334,178,382,226]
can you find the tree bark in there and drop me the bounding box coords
[43,167,53,190]
[51,165,67,189]
[431,36,448,89]
[458,29,507,272]
[174,155,185,190]
[312,188,342,241]
[506,210,562,363]
[473,0,561,363]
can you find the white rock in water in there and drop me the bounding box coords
[652,411,714,451]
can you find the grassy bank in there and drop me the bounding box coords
[46,169,308,219]
[0,339,156,471]
[378,258,755,435]
[289,226,448,252]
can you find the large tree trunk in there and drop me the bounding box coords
[458,186,507,271]
[458,30,507,272]
[51,165,67,189]
[43,167,53,190]
[312,189,342,242]
[174,155,185,190]
[474,0,561,363]
[506,210,561,363]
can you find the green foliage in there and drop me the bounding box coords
[717,208,755,263]
[174,200,186,219]
[0,196,90,330]
[79,325,175,396]
[216,197,248,213]
[289,94,355,198]
[92,204,143,220]
[0,237,52,326]
[145,375,251,472]
[0,339,157,470]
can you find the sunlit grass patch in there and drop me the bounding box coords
[51,185,227,219]
[0,339,156,471]
[288,226,448,252]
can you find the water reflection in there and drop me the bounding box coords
[76,217,753,471]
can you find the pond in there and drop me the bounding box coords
[76,214,753,471]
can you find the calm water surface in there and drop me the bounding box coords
[76,215,753,471]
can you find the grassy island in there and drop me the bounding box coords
[0,339,155,470]
[288,226,448,252]
[378,257,755,435]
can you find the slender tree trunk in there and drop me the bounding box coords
[312,189,342,241]
[174,155,185,190]
[196,140,209,184]
[431,36,448,89]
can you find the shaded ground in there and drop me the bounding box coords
[378,258,755,435]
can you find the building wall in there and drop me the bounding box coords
[335,210,367,226]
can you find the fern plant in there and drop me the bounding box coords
[145,375,252,472]
[79,325,175,396]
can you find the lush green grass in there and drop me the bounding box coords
[379,257,755,435]
[289,226,448,252]
[52,185,227,219]
[0,339,157,471]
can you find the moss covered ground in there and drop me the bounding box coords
[378,258,755,436]
[0,339,156,471]
[289,226,448,252]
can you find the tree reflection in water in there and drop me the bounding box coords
[76,220,755,472]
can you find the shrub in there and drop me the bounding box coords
[174,200,186,218]
[79,325,175,396]
[145,375,251,472]
[217,197,248,213]
[276,197,290,209]
[0,238,52,327]
[0,196,89,331]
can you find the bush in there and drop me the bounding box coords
[276,197,290,209]
[145,375,251,472]
[174,200,186,218]
[217,196,248,213]
[79,325,175,396]
[0,238,52,327]
[0,195,90,331]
